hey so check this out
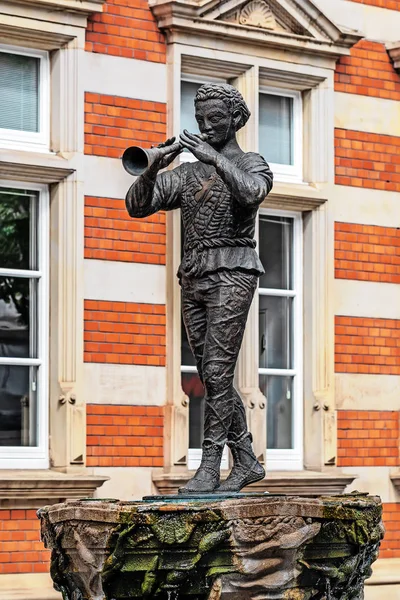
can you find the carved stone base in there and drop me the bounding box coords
[38,493,384,600]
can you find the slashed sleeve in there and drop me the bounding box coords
[125,165,183,219]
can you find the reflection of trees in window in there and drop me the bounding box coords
[0,192,34,326]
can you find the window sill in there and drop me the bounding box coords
[152,469,355,496]
[0,149,74,183]
[0,469,108,509]
[365,558,400,586]
[264,181,328,212]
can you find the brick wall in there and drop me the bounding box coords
[347,0,400,9]
[86,0,166,62]
[0,510,49,574]
[335,129,400,191]
[335,222,400,283]
[337,410,400,467]
[335,40,400,101]
[84,300,166,366]
[87,405,164,467]
[381,503,400,558]
[84,93,166,158]
[85,196,166,265]
[335,316,400,375]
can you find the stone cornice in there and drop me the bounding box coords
[149,0,362,58]
[387,41,400,73]
[152,469,355,496]
[1,0,106,15]
[0,470,108,509]
[0,150,75,183]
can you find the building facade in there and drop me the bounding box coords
[0,0,399,598]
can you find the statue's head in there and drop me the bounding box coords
[194,83,250,147]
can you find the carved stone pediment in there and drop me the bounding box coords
[149,0,362,57]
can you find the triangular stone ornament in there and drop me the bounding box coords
[239,0,276,29]
[149,0,363,58]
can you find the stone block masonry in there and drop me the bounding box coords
[335,40,400,101]
[85,0,166,63]
[85,196,166,265]
[335,222,400,284]
[0,510,50,574]
[84,300,166,366]
[335,129,400,191]
[337,410,400,467]
[84,93,166,159]
[86,405,164,467]
[335,316,400,375]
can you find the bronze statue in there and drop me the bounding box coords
[124,84,273,493]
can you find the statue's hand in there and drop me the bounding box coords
[179,130,219,165]
[151,137,182,170]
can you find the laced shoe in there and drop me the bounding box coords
[217,433,265,493]
[178,440,223,494]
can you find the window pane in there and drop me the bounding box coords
[181,81,202,155]
[182,372,204,448]
[259,215,293,290]
[0,188,38,270]
[260,375,293,449]
[0,365,37,446]
[0,52,39,132]
[259,93,293,165]
[259,295,292,370]
[0,277,37,359]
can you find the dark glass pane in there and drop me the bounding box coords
[0,188,38,270]
[0,52,39,132]
[0,277,37,359]
[181,81,202,135]
[259,215,293,290]
[259,93,293,165]
[0,365,37,446]
[259,295,292,370]
[260,375,293,449]
[182,372,204,448]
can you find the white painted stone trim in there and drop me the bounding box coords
[83,53,167,102]
[84,364,167,406]
[335,92,400,137]
[335,374,400,411]
[84,260,166,305]
[334,279,400,320]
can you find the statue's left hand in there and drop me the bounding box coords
[179,130,219,165]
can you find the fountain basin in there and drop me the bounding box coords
[38,493,384,600]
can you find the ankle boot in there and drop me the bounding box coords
[178,440,223,494]
[217,433,265,492]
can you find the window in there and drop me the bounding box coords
[0,45,49,152]
[0,183,49,468]
[259,89,302,182]
[258,210,303,470]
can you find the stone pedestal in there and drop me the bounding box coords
[38,493,384,600]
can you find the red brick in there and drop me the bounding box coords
[346,0,400,10]
[86,404,164,467]
[335,129,400,192]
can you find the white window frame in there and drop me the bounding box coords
[0,44,50,153]
[259,87,303,184]
[0,180,49,469]
[258,208,303,471]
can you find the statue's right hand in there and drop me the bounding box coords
[151,137,182,170]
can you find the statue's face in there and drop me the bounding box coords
[195,99,236,147]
